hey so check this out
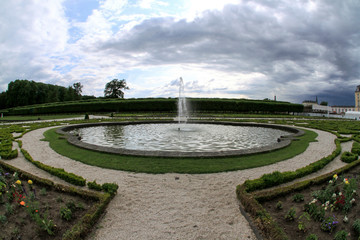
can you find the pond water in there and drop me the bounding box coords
[71,123,290,152]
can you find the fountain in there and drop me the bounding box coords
[58,77,304,158]
[176,77,188,125]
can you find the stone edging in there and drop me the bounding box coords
[57,121,304,158]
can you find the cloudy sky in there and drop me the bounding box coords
[1,0,359,105]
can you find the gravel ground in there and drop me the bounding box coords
[4,126,338,240]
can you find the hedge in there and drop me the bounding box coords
[2,98,304,115]
[87,180,119,195]
[0,130,18,160]
[351,141,360,154]
[21,148,86,186]
[341,151,358,163]
[0,149,18,159]
[244,139,341,192]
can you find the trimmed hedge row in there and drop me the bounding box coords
[87,180,119,195]
[0,129,18,160]
[2,98,304,115]
[21,148,86,186]
[62,191,113,240]
[244,139,341,192]
[190,98,303,113]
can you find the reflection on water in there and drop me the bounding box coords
[71,123,290,152]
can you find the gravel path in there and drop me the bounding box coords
[4,126,338,240]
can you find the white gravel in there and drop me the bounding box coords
[4,126,339,240]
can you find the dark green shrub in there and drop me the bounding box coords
[0,149,18,159]
[262,171,284,188]
[276,201,283,210]
[284,207,296,221]
[243,178,264,192]
[5,202,14,215]
[351,141,360,154]
[304,203,325,222]
[353,219,360,235]
[292,193,304,202]
[60,207,72,221]
[66,200,77,212]
[305,234,318,240]
[87,180,102,191]
[0,215,7,224]
[341,151,358,163]
[84,113,89,120]
[334,230,348,240]
[101,183,119,195]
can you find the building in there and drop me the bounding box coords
[302,99,331,113]
[331,106,356,114]
[302,86,359,115]
[356,85,360,111]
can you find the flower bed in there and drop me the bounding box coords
[0,161,113,240]
[238,159,360,240]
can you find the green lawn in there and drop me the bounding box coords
[42,126,318,174]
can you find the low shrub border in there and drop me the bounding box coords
[243,139,341,192]
[20,148,86,186]
[0,130,18,160]
[0,159,115,240]
[87,180,119,194]
[237,152,360,240]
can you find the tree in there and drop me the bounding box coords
[104,79,129,98]
[73,82,83,96]
[320,101,328,106]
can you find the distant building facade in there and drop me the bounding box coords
[302,100,331,113]
[331,106,356,114]
[356,85,360,111]
[302,86,360,115]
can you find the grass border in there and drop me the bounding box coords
[41,125,318,174]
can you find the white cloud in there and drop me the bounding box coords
[0,0,69,87]
[1,0,359,106]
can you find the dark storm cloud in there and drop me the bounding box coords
[100,0,360,104]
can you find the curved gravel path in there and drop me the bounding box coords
[5,126,338,240]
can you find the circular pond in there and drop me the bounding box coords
[58,121,303,157]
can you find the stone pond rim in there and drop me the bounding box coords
[57,121,304,158]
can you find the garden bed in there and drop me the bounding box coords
[0,161,113,240]
[239,160,360,240]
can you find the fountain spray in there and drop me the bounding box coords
[177,77,188,126]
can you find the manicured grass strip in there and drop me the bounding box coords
[42,127,317,174]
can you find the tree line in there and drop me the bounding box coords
[0,79,129,110]
[0,80,83,109]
